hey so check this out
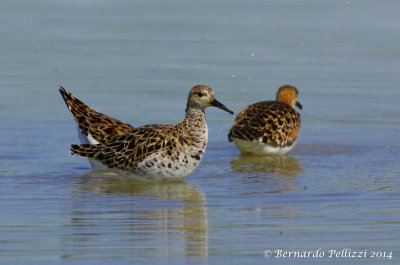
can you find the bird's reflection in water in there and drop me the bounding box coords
[230,154,304,193]
[229,155,303,220]
[231,154,303,177]
[66,171,208,258]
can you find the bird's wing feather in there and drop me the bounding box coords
[70,125,180,170]
[59,86,134,144]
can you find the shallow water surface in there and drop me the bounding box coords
[1,0,400,264]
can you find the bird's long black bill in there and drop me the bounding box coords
[296,101,303,110]
[211,99,234,114]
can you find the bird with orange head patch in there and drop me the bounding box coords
[228,85,302,155]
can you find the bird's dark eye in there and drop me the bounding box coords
[197,92,204,97]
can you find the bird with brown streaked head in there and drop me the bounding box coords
[60,85,233,180]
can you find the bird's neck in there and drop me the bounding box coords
[180,107,208,142]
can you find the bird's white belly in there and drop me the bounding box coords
[114,151,202,181]
[233,138,296,155]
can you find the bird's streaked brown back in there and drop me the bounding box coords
[59,86,134,144]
